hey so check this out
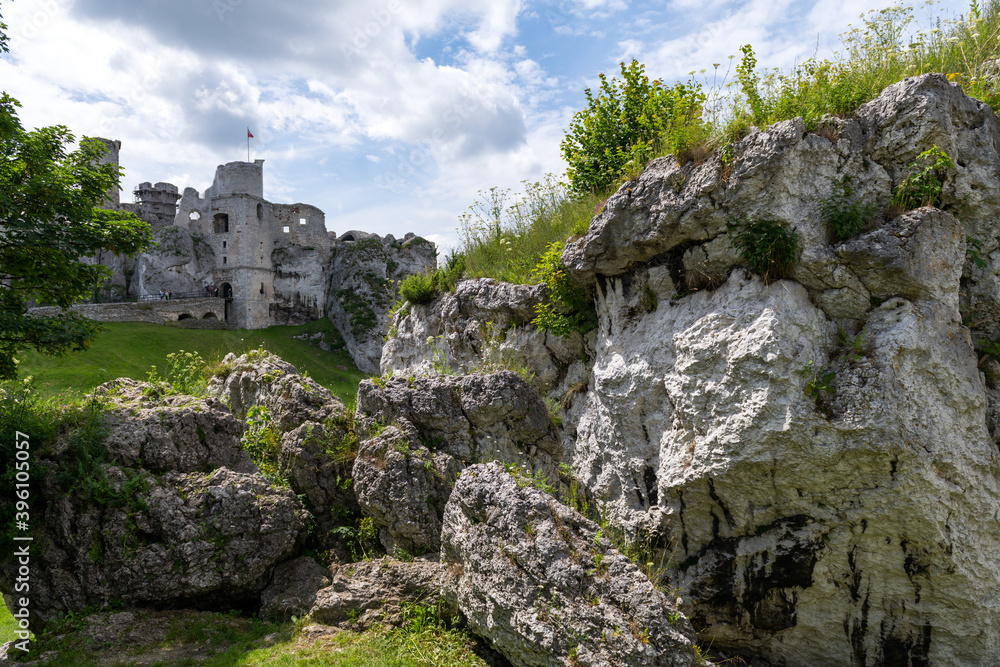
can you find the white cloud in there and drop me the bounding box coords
[2,0,973,249]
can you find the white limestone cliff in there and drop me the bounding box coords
[380,74,1000,666]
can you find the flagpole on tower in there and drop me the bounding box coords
[247,127,253,162]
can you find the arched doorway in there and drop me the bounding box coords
[221,282,233,322]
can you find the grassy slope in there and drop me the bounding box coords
[0,606,492,666]
[9,319,368,405]
[0,605,18,645]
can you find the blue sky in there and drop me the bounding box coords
[0,0,970,252]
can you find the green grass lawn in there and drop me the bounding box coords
[0,604,20,645]
[8,319,368,405]
[0,605,493,666]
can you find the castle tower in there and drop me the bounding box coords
[134,182,181,231]
[207,160,273,328]
[207,160,264,198]
[93,138,122,207]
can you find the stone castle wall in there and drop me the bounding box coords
[30,298,225,324]
[87,142,436,370]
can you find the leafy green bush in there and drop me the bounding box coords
[820,175,877,241]
[728,218,799,282]
[530,242,596,337]
[561,60,706,195]
[434,251,466,293]
[399,271,438,305]
[893,145,955,211]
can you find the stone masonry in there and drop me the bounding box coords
[86,140,436,369]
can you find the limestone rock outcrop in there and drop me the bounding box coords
[260,557,332,621]
[327,234,437,374]
[382,278,593,437]
[559,74,1000,666]
[309,556,452,630]
[351,423,455,555]
[0,380,308,628]
[441,462,697,667]
[383,74,1000,665]
[353,372,561,553]
[208,351,359,549]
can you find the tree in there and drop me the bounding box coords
[560,60,706,195]
[0,8,153,380]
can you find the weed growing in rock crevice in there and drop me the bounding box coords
[531,241,597,337]
[147,350,209,396]
[728,218,799,282]
[503,462,678,595]
[892,145,955,211]
[330,515,381,562]
[240,405,292,488]
[821,175,877,241]
[800,360,836,414]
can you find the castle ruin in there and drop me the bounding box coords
[91,139,436,373]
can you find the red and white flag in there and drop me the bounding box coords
[247,128,254,138]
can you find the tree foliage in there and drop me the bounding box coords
[0,10,153,379]
[560,60,705,195]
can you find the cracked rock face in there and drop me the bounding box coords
[562,74,1000,666]
[309,556,452,631]
[0,382,307,628]
[381,278,594,441]
[441,462,697,667]
[384,74,1000,665]
[353,372,561,553]
[208,351,359,550]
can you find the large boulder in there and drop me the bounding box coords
[208,350,360,549]
[260,556,332,621]
[353,372,562,553]
[556,74,1000,665]
[94,378,254,474]
[441,462,697,667]
[327,233,437,374]
[0,381,308,628]
[309,556,452,630]
[351,423,457,555]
